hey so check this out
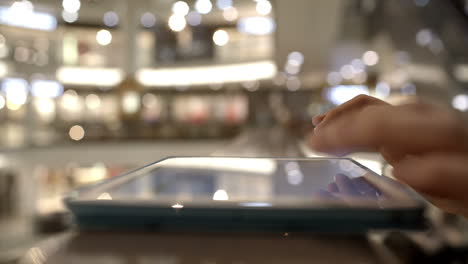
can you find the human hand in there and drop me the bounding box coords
[309,95,468,217]
[314,173,382,202]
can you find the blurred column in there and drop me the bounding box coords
[273,0,344,73]
[117,1,143,137]
[121,1,139,75]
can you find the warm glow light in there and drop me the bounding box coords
[222,7,238,21]
[237,16,275,35]
[142,93,158,108]
[213,189,229,201]
[96,29,112,46]
[452,94,468,112]
[97,192,112,200]
[122,91,140,114]
[172,203,184,209]
[57,67,124,86]
[74,164,107,184]
[85,94,101,110]
[168,14,186,32]
[136,61,277,86]
[160,157,276,175]
[256,0,272,15]
[353,71,367,84]
[172,1,190,16]
[454,64,468,82]
[60,90,83,115]
[60,89,79,111]
[34,98,55,121]
[0,62,7,78]
[195,0,212,14]
[69,125,85,141]
[362,50,379,66]
[213,29,229,46]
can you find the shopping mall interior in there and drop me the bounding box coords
[1,0,468,263]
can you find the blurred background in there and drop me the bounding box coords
[1,0,468,259]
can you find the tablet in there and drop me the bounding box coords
[64,157,425,232]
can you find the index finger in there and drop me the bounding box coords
[309,103,468,156]
[314,95,388,127]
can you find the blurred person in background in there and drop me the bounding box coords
[309,95,468,218]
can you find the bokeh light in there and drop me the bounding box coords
[213,29,229,46]
[195,0,213,14]
[362,50,379,66]
[223,7,238,21]
[103,11,119,27]
[62,0,81,13]
[216,0,233,10]
[140,12,156,28]
[168,14,187,32]
[69,125,85,141]
[172,1,190,16]
[452,94,468,112]
[256,0,272,15]
[96,29,112,46]
[85,94,101,110]
[327,72,342,86]
[187,11,202,26]
[287,51,304,66]
[62,10,78,23]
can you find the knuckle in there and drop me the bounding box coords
[354,94,372,103]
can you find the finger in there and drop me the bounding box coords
[312,189,340,200]
[317,95,388,128]
[393,154,468,200]
[351,177,381,199]
[312,114,326,126]
[310,103,468,158]
[335,174,360,196]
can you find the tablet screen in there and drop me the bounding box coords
[74,157,420,209]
